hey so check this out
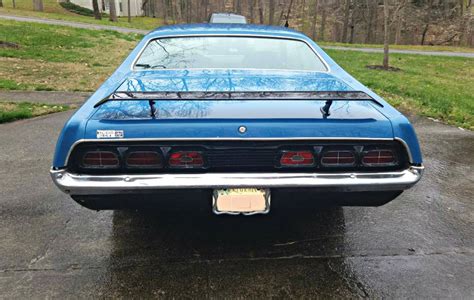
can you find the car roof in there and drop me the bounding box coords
[148,23,307,40]
[209,13,247,24]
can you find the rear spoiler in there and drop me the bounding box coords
[94,91,382,116]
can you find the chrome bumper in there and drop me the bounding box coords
[50,166,423,195]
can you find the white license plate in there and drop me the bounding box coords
[213,188,270,215]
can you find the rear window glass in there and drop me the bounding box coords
[134,36,327,72]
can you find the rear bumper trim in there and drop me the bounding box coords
[50,166,423,195]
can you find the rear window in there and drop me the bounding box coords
[134,36,327,72]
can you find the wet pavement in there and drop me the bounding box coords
[0,111,472,298]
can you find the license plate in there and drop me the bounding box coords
[213,188,270,215]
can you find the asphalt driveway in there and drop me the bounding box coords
[0,111,472,298]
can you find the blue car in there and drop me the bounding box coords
[50,23,424,214]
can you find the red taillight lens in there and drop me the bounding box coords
[321,150,356,166]
[362,149,396,166]
[126,151,162,168]
[280,151,315,167]
[169,151,204,168]
[82,151,119,168]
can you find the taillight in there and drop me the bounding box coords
[169,151,204,168]
[321,150,356,167]
[362,149,396,166]
[82,151,119,168]
[280,151,315,167]
[126,151,162,168]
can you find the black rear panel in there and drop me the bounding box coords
[67,140,410,174]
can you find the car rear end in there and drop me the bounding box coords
[51,93,423,213]
[50,28,423,214]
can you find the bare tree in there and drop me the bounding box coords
[311,0,319,40]
[109,0,118,22]
[235,0,242,14]
[319,1,326,40]
[284,0,294,27]
[341,0,351,42]
[92,0,102,20]
[250,0,256,23]
[383,0,390,69]
[269,0,276,24]
[33,0,43,11]
[258,0,264,24]
[163,0,168,24]
[202,0,209,21]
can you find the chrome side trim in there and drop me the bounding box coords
[130,34,331,73]
[50,166,423,196]
[63,137,396,166]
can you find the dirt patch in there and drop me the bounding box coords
[0,103,18,111]
[366,65,402,71]
[0,41,20,49]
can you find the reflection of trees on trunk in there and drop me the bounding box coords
[155,101,211,118]
[93,100,211,119]
[122,73,351,93]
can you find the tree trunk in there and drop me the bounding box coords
[395,14,403,44]
[185,0,190,23]
[269,0,275,25]
[365,0,374,43]
[0,0,3,8]
[92,0,102,19]
[235,0,242,14]
[12,0,16,8]
[348,2,355,43]
[200,0,209,22]
[284,0,294,27]
[258,0,264,24]
[33,0,43,11]
[250,0,256,23]
[319,4,326,41]
[170,0,176,23]
[109,0,118,21]
[163,0,168,24]
[175,0,182,22]
[349,24,355,43]
[311,0,319,40]
[421,23,429,45]
[127,0,131,22]
[383,0,390,69]
[341,0,351,42]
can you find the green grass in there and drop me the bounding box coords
[0,0,162,30]
[0,102,69,123]
[0,19,142,91]
[0,19,142,62]
[319,41,474,53]
[327,49,474,130]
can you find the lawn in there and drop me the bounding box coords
[0,19,142,91]
[0,102,69,123]
[0,0,162,30]
[327,49,474,130]
[319,42,474,54]
[0,19,472,129]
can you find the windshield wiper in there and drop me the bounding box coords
[135,63,167,69]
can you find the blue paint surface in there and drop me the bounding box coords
[52,24,422,167]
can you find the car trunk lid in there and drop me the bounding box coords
[85,70,393,139]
